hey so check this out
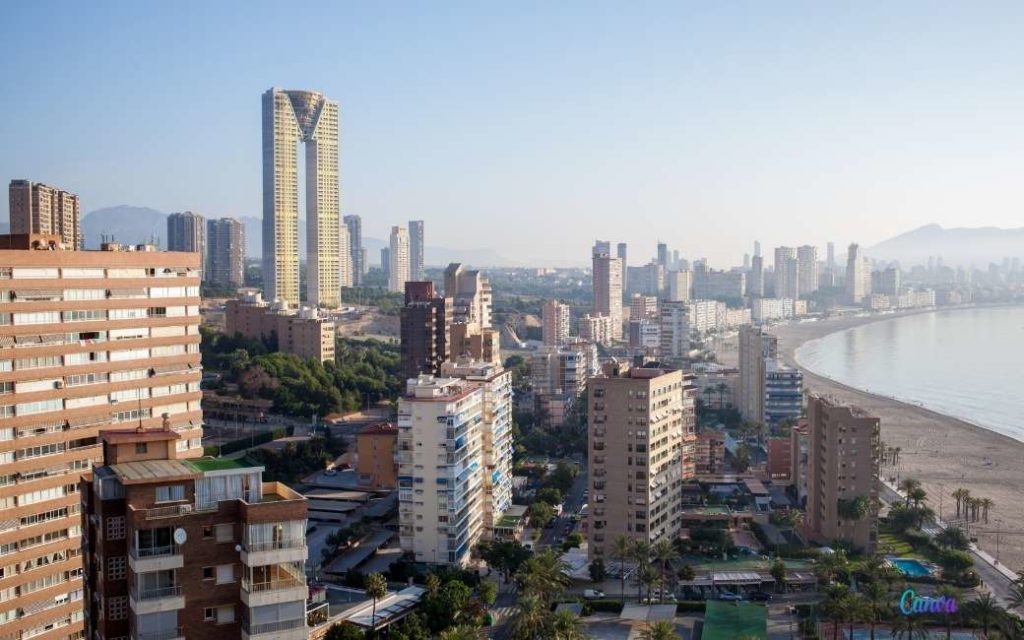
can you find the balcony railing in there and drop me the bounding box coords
[243,578,305,593]
[140,504,193,519]
[131,543,178,558]
[135,627,184,640]
[243,618,306,636]
[131,584,183,601]
[244,538,304,553]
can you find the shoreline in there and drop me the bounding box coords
[771,309,1024,571]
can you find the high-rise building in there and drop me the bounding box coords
[542,299,570,346]
[773,247,798,300]
[826,242,835,269]
[380,247,390,281]
[262,88,340,307]
[388,226,410,293]
[400,281,451,380]
[206,217,245,288]
[82,429,309,640]
[656,242,668,267]
[805,395,880,552]
[659,300,690,361]
[764,361,803,427]
[530,341,597,428]
[338,223,353,289]
[628,294,658,321]
[444,263,492,329]
[9,180,82,249]
[846,243,866,304]
[225,292,336,362]
[796,245,819,297]
[693,268,746,300]
[398,367,512,566]
[626,263,665,297]
[408,220,425,281]
[616,242,627,291]
[750,255,765,298]
[666,270,692,302]
[738,325,777,424]
[167,212,206,280]
[587,363,696,559]
[356,422,399,489]
[343,215,364,285]
[753,240,761,258]
[591,243,623,340]
[0,235,203,640]
[874,266,901,296]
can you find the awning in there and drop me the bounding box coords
[39,334,65,344]
[107,288,147,297]
[0,336,15,347]
[151,364,188,375]
[66,415,107,429]
[13,289,60,299]
[14,335,42,345]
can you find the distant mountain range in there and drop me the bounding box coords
[867,224,1024,267]
[80,206,515,267]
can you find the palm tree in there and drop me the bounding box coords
[636,563,660,603]
[637,620,681,640]
[890,614,929,639]
[516,549,570,603]
[551,609,588,640]
[365,572,388,630]
[651,539,679,603]
[979,497,994,524]
[899,478,921,507]
[770,559,787,594]
[820,584,851,640]
[630,539,652,601]
[862,581,889,640]
[611,534,632,603]
[425,573,441,597]
[933,584,959,639]
[966,593,1003,638]
[439,625,482,640]
[508,593,553,640]
[893,446,902,466]
[952,488,969,519]
[715,381,729,409]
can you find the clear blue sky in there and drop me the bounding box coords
[2,1,1022,266]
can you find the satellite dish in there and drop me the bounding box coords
[173,528,187,545]
[235,544,242,552]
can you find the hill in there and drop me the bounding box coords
[867,224,1024,267]
[82,206,167,248]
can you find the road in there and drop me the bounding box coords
[537,466,588,549]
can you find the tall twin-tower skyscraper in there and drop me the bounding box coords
[262,87,340,307]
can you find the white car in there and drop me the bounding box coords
[583,589,605,599]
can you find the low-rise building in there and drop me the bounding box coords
[695,431,727,475]
[766,437,792,482]
[356,423,398,489]
[225,291,335,362]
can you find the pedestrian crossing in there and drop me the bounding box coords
[491,605,517,623]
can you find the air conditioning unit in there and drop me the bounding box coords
[55,381,64,389]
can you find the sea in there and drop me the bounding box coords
[795,306,1024,443]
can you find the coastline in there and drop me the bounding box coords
[772,310,1024,572]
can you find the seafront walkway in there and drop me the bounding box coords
[880,479,1019,608]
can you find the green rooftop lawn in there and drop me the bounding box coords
[186,457,253,472]
[702,601,768,640]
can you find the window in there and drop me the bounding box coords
[155,486,185,503]
[105,516,126,541]
[204,607,217,621]
[202,566,214,580]
[62,309,106,322]
[136,443,148,454]
[108,595,129,621]
[202,526,214,539]
[215,524,233,543]
[215,564,234,584]
[107,556,127,581]
[216,605,234,624]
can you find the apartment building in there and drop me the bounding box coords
[8,180,81,250]
[738,325,777,424]
[400,282,452,380]
[577,314,614,346]
[805,395,880,552]
[695,431,726,476]
[591,244,623,340]
[388,227,410,294]
[224,292,335,362]
[586,363,697,559]
[541,299,570,347]
[666,270,692,302]
[444,264,492,330]
[397,375,493,566]
[0,235,202,640]
[81,428,308,640]
[764,361,803,427]
[408,220,425,281]
[205,218,245,289]
[529,341,597,428]
[356,422,399,490]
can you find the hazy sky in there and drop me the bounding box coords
[2,2,1023,266]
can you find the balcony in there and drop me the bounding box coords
[242,618,308,640]
[133,627,185,640]
[129,542,183,573]
[129,584,185,615]
[240,537,306,567]
[241,562,307,608]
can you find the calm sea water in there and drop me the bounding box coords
[796,306,1024,443]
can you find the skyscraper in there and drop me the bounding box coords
[343,214,364,285]
[773,246,798,300]
[167,211,206,278]
[542,299,570,346]
[8,179,81,249]
[616,242,627,291]
[388,226,410,293]
[0,235,203,640]
[591,242,623,341]
[753,240,761,257]
[846,243,866,304]
[262,88,340,307]
[739,325,777,423]
[380,247,390,281]
[206,217,245,288]
[656,242,668,267]
[400,281,451,380]
[826,241,835,269]
[409,220,425,281]
[750,255,765,297]
[338,222,353,288]
[796,245,819,297]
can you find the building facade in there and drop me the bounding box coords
[591,243,623,340]
[167,212,206,267]
[408,220,425,282]
[773,247,798,300]
[262,88,340,308]
[9,180,81,250]
[695,431,726,476]
[356,423,399,489]
[206,218,245,289]
[764,362,803,427]
[388,227,410,294]
[738,325,777,424]
[343,215,364,286]
[805,395,880,552]
[82,429,308,640]
[796,245,819,297]
[399,282,451,380]
[0,236,203,640]
[586,363,696,559]
[541,299,570,347]
[225,292,335,362]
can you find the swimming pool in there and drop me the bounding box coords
[889,558,934,578]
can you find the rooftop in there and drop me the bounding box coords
[110,459,197,485]
[359,422,398,436]
[186,457,252,472]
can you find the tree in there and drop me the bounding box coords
[516,549,570,603]
[935,526,970,551]
[630,540,652,600]
[563,532,584,551]
[611,534,632,603]
[899,478,922,507]
[324,623,365,640]
[861,580,888,640]
[891,613,929,639]
[365,572,387,629]
[965,593,1003,638]
[478,580,497,610]
[529,502,554,529]
[637,620,681,640]
[953,488,969,519]
[438,626,481,640]
[651,539,679,602]
[937,550,974,581]
[819,584,851,640]
[535,487,563,506]
[508,593,553,640]
[837,496,871,522]
[477,540,531,582]
[390,612,431,640]
[677,563,696,582]
[770,559,788,593]
[934,584,959,639]
[636,563,660,603]
[551,609,588,640]
[589,558,607,583]
[979,497,994,524]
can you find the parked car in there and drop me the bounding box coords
[718,592,744,601]
[750,591,773,602]
[545,517,557,528]
[583,589,605,599]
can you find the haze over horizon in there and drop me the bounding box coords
[2,2,1024,265]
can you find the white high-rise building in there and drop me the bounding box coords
[389,225,410,293]
[398,365,513,566]
[774,246,798,300]
[592,242,623,340]
[338,223,353,288]
[343,214,364,285]
[659,300,691,360]
[542,299,570,346]
[796,245,819,297]
[846,243,866,304]
[262,88,340,307]
[409,220,425,281]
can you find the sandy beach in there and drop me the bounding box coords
[763,313,1024,572]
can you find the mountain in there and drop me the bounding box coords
[867,224,1024,267]
[82,206,167,248]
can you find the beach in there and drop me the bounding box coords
[764,314,1024,572]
